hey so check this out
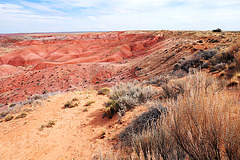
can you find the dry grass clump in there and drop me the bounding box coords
[119,103,166,146]
[15,112,27,119]
[168,72,240,160]
[104,81,157,118]
[0,111,9,118]
[85,100,95,106]
[98,87,111,95]
[63,98,79,108]
[82,108,89,112]
[103,99,119,119]
[39,120,56,131]
[158,71,226,100]
[131,120,185,160]
[4,115,14,122]
[159,79,186,99]
[147,74,171,86]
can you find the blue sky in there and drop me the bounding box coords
[0,0,239,33]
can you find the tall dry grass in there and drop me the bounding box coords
[227,38,240,70]
[119,72,239,160]
[169,72,240,160]
[98,72,240,159]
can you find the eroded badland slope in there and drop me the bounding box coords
[0,30,231,105]
[0,30,239,159]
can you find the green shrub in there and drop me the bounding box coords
[103,99,119,119]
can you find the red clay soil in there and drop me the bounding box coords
[0,31,226,105]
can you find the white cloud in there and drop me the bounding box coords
[20,1,64,14]
[0,0,239,33]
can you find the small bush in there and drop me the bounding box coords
[120,103,166,147]
[46,120,56,127]
[210,62,226,72]
[131,121,185,160]
[159,79,186,99]
[63,98,79,108]
[197,49,218,60]
[39,120,56,131]
[85,100,95,106]
[227,80,239,87]
[98,87,111,95]
[107,81,156,117]
[82,108,89,112]
[148,74,171,86]
[103,99,119,119]
[15,112,27,119]
[180,55,201,72]
[5,115,14,121]
[175,54,203,72]
[0,111,9,118]
[210,51,234,65]
[212,28,222,32]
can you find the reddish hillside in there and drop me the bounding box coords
[0,31,227,104]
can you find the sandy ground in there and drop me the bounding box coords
[0,90,147,160]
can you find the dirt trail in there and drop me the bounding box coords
[0,91,147,160]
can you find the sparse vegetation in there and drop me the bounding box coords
[39,120,56,131]
[0,111,9,118]
[108,72,240,160]
[82,108,89,112]
[98,87,111,95]
[63,98,79,108]
[15,112,27,119]
[104,81,157,118]
[103,99,119,119]
[210,39,240,71]
[159,79,186,99]
[85,100,95,106]
[100,129,106,139]
[147,74,171,86]
[4,115,14,121]
[1,31,240,159]
[120,103,166,147]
